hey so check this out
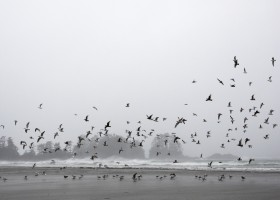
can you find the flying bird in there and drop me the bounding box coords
[271,57,276,66]
[268,76,272,82]
[84,115,89,122]
[217,78,224,85]
[233,56,239,68]
[206,94,212,101]
[250,95,255,101]
[38,103,43,109]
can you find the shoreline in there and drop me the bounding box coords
[1,167,280,200]
[1,165,280,174]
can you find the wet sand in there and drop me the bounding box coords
[1,167,280,200]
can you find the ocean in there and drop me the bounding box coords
[1,158,280,172]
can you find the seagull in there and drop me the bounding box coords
[38,103,43,109]
[250,94,255,101]
[0,125,4,129]
[119,147,124,154]
[92,106,98,111]
[243,68,247,74]
[84,115,89,122]
[104,121,111,130]
[125,103,130,107]
[37,136,44,143]
[248,158,255,164]
[264,134,269,139]
[271,57,276,66]
[233,56,239,68]
[206,94,212,101]
[54,132,59,139]
[32,163,36,169]
[217,78,224,85]
[264,117,269,124]
[146,114,153,120]
[268,76,272,82]
[268,109,274,115]
[237,139,243,147]
[14,120,18,126]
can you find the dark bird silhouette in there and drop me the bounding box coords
[268,109,274,115]
[105,121,111,130]
[250,94,255,101]
[237,139,243,147]
[54,132,59,139]
[268,76,272,82]
[132,173,137,180]
[264,134,269,139]
[245,138,250,145]
[233,56,239,68]
[264,117,269,124]
[84,115,89,122]
[248,158,255,164]
[92,106,98,111]
[271,57,276,66]
[38,103,43,109]
[14,120,18,126]
[206,94,212,101]
[37,136,44,143]
[86,131,92,138]
[125,103,130,107]
[217,78,224,85]
[252,110,260,117]
[32,163,36,169]
[119,147,124,154]
[173,136,180,143]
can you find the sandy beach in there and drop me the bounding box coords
[1,167,280,200]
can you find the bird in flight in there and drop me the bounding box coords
[105,121,111,130]
[268,76,272,82]
[206,94,212,101]
[250,94,255,101]
[233,56,239,68]
[84,115,89,122]
[38,104,43,109]
[217,78,224,85]
[271,57,276,66]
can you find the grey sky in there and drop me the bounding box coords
[0,0,279,158]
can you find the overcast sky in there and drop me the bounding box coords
[0,0,279,158]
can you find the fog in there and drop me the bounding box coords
[0,0,279,159]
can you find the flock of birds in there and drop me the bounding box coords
[0,166,249,184]
[0,56,279,183]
